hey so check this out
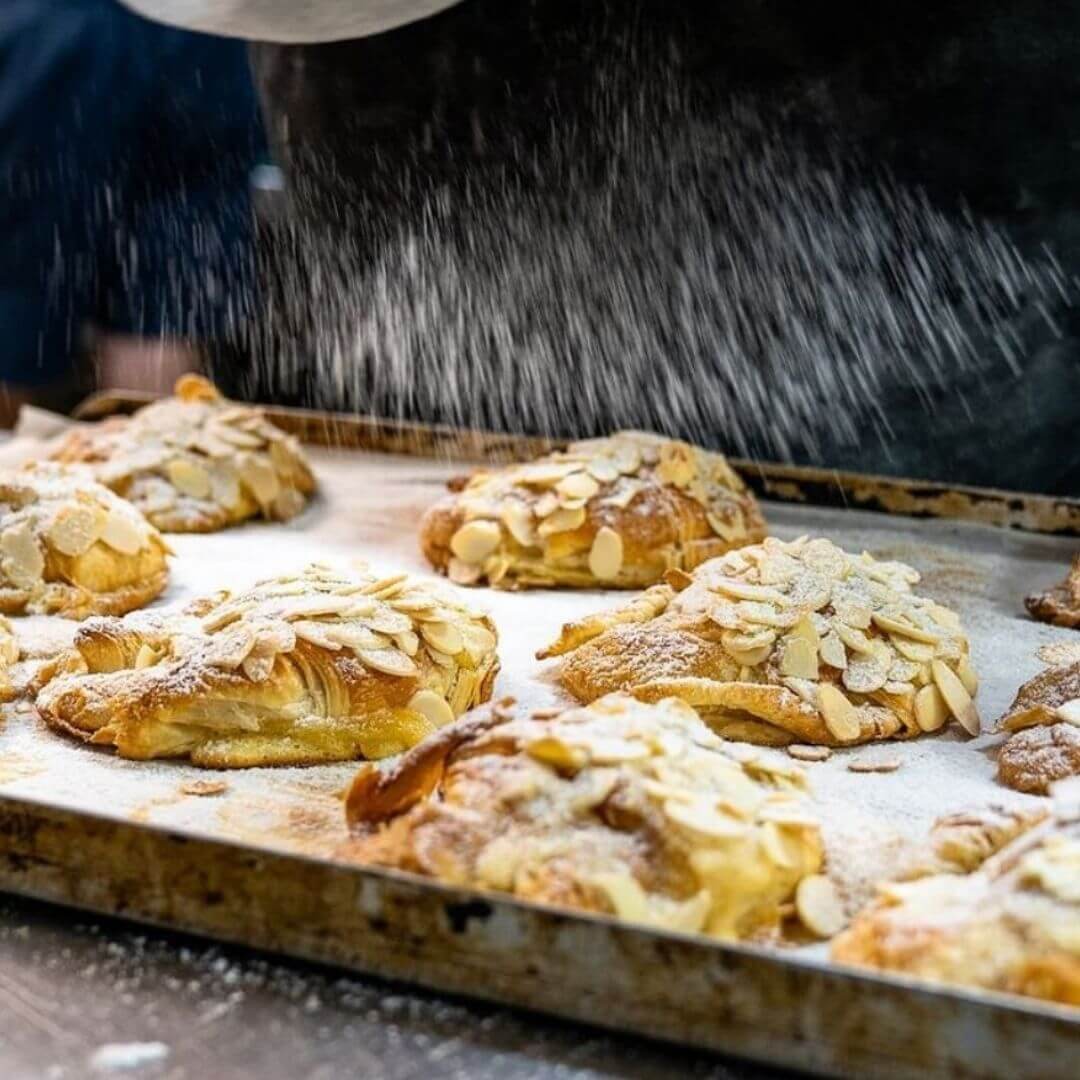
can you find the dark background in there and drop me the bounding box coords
[242,0,1080,493]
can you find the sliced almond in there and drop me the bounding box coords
[134,643,161,669]
[556,471,600,502]
[956,654,979,696]
[795,874,847,938]
[587,458,620,484]
[526,736,589,773]
[663,798,746,839]
[537,506,586,537]
[238,454,281,507]
[357,647,418,678]
[1056,699,1080,726]
[712,579,790,606]
[447,557,483,585]
[588,526,624,581]
[209,465,243,511]
[47,503,106,557]
[892,638,935,663]
[407,688,455,728]
[656,443,696,487]
[449,519,501,564]
[871,611,941,644]
[931,659,980,735]
[533,492,560,518]
[819,632,847,670]
[460,622,497,663]
[787,744,832,763]
[780,635,819,680]
[818,684,861,742]
[842,653,889,694]
[99,508,147,555]
[214,423,264,449]
[420,620,463,656]
[500,502,537,548]
[0,521,45,587]
[847,758,901,774]
[166,458,212,500]
[707,509,745,543]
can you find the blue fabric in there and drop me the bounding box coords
[0,0,264,384]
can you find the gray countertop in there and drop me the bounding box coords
[0,896,783,1079]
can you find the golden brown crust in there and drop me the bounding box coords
[0,616,18,702]
[997,660,1080,793]
[1026,555,1080,629]
[541,536,978,747]
[342,693,826,942]
[35,563,499,767]
[420,431,766,590]
[0,464,170,618]
[51,375,315,533]
[833,805,1080,1007]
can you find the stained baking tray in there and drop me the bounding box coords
[0,392,1077,1080]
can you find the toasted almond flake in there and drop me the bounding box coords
[712,579,790,606]
[612,445,642,475]
[357,647,418,677]
[787,744,832,762]
[500,502,537,548]
[537,506,586,537]
[842,653,889,694]
[892,638,935,663]
[180,779,228,797]
[215,423,264,449]
[588,526,624,581]
[533,492,560,518]
[516,462,581,487]
[931,659,980,735]
[530,706,563,719]
[367,608,413,636]
[99,509,147,555]
[166,458,212,500]
[421,621,463,656]
[795,875,847,938]
[557,471,600,502]
[832,621,875,655]
[237,455,280,507]
[0,521,45,587]
[526,736,589,773]
[656,443,696,487]
[847,758,901,774]
[1056,699,1080,726]
[447,557,483,585]
[134,643,160,669]
[819,632,847,670]
[663,798,746,839]
[956,654,979,696]
[460,622,497,663]
[47,503,106,557]
[407,688,455,728]
[394,630,420,657]
[818,684,861,742]
[871,611,941,644]
[449,519,501,564]
[780,635,819,680]
[587,458,620,484]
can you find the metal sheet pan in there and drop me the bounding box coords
[0,395,1076,1079]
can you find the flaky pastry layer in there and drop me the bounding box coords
[342,693,830,942]
[997,658,1080,793]
[51,375,315,533]
[539,536,979,747]
[421,431,766,590]
[833,803,1080,1007]
[36,563,499,767]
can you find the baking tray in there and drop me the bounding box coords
[0,393,1077,1079]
